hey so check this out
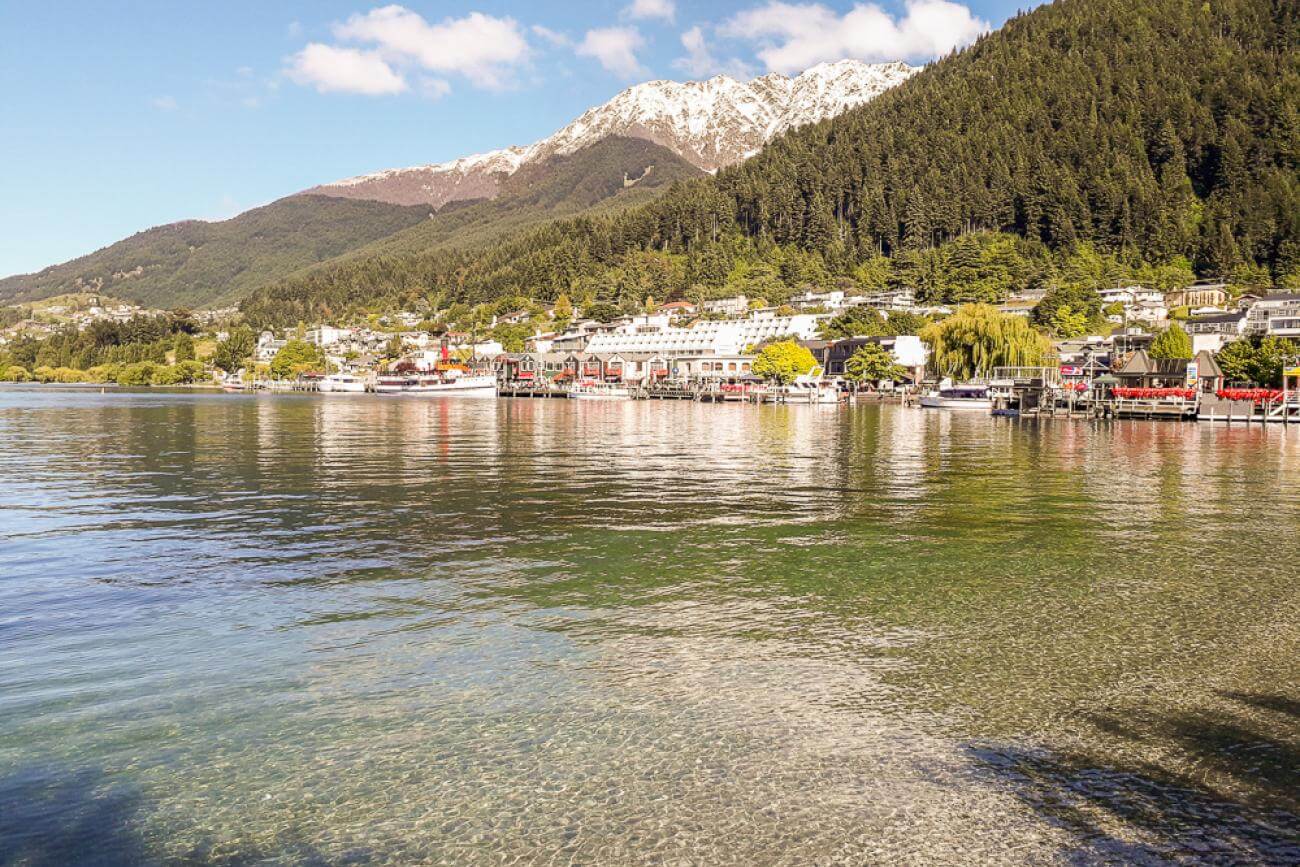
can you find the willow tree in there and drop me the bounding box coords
[920,304,1053,380]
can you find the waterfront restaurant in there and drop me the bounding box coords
[671,354,754,381]
[497,352,571,383]
[1113,349,1223,392]
[612,352,670,384]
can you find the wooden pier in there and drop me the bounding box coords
[1104,398,1198,420]
[497,384,570,398]
[1198,395,1300,424]
[640,384,697,400]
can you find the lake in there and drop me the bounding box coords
[1,387,1297,865]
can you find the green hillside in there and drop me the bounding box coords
[0,197,434,310]
[0,137,699,314]
[332,136,703,262]
[241,0,1300,326]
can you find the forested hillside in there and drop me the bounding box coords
[324,137,703,264]
[0,197,433,310]
[242,0,1300,326]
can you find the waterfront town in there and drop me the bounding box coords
[4,281,1299,423]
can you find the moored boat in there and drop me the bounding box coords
[375,366,496,397]
[569,381,634,400]
[779,373,842,404]
[319,373,368,393]
[920,383,993,410]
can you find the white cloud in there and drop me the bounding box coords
[576,27,646,78]
[150,95,178,111]
[531,24,570,47]
[721,0,987,73]
[333,6,530,90]
[673,25,755,79]
[626,0,675,22]
[287,43,408,95]
[419,77,452,100]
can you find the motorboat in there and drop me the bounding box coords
[569,381,634,400]
[319,373,368,393]
[920,382,993,410]
[780,373,842,404]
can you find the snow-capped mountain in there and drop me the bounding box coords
[305,60,918,209]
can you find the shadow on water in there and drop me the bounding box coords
[0,764,146,867]
[0,764,353,867]
[966,692,1300,864]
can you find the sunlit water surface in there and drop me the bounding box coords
[1,388,1297,865]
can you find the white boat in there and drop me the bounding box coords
[920,384,993,410]
[375,367,496,397]
[319,373,368,393]
[569,381,634,400]
[779,373,842,405]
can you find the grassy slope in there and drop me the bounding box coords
[1,137,702,312]
[304,136,704,266]
[0,197,433,310]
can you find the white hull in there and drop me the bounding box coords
[799,392,841,405]
[779,387,841,404]
[320,378,368,393]
[569,385,633,400]
[919,396,993,410]
[569,392,633,400]
[376,374,497,396]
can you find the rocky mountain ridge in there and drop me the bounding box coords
[305,60,917,209]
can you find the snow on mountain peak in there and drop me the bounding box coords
[310,59,918,208]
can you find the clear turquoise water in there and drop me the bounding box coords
[1,388,1296,865]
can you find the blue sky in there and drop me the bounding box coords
[0,0,1032,280]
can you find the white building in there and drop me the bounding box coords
[672,354,755,381]
[255,331,286,363]
[1243,293,1300,338]
[997,299,1037,318]
[583,313,829,357]
[1126,301,1170,327]
[1100,285,1164,306]
[700,295,750,317]
[790,289,850,311]
[858,289,917,310]
[549,320,609,352]
[305,325,353,348]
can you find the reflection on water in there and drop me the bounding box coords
[0,389,1296,864]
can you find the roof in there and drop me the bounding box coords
[1195,350,1223,378]
[1116,349,1222,378]
[520,351,570,363]
[1187,311,1245,324]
